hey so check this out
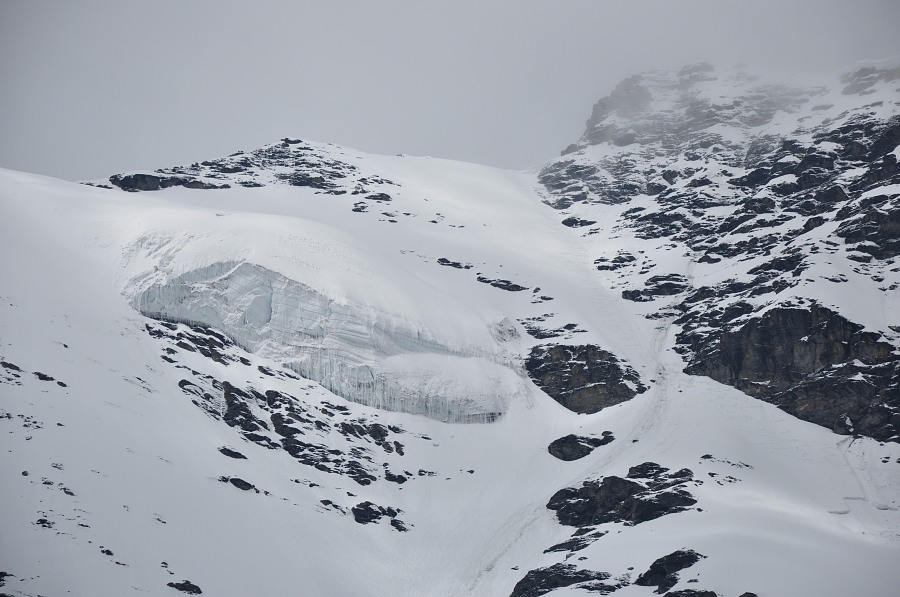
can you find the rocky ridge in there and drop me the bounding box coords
[540,61,900,442]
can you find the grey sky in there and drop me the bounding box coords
[2,0,899,181]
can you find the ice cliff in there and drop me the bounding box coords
[135,261,524,422]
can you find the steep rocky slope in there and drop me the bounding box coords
[540,61,900,442]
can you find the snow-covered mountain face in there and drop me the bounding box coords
[2,62,899,597]
[540,61,900,442]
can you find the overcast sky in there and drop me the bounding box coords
[2,0,900,181]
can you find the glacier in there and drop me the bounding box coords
[135,260,525,422]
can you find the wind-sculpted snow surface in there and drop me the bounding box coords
[136,261,519,422]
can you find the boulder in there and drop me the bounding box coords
[547,432,614,461]
[635,549,705,593]
[526,345,646,414]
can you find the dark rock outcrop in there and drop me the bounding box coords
[351,501,407,531]
[509,564,612,597]
[110,173,228,191]
[526,345,647,414]
[547,432,614,461]
[518,318,583,340]
[835,194,900,259]
[218,447,247,459]
[542,529,607,553]
[635,549,705,593]
[622,274,689,302]
[222,382,268,433]
[100,138,399,205]
[561,216,597,228]
[547,463,697,526]
[681,303,900,442]
[228,477,255,491]
[145,319,419,487]
[476,275,529,292]
[167,580,203,594]
[594,251,637,271]
[437,257,472,269]
[218,476,256,492]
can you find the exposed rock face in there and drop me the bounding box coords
[350,501,407,531]
[476,275,529,292]
[680,303,900,442]
[146,320,419,488]
[835,190,900,259]
[109,173,229,191]
[547,432,614,461]
[100,138,398,200]
[542,61,900,442]
[217,446,247,459]
[547,462,697,527]
[223,476,256,491]
[561,216,597,228]
[542,529,608,554]
[635,549,705,593]
[525,345,647,414]
[539,64,812,210]
[622,274,689,302]
[508,564,613,597]
[167,580,203,594]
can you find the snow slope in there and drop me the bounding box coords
[2,63,900,597]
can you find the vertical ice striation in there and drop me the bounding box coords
[135,262,523,422]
